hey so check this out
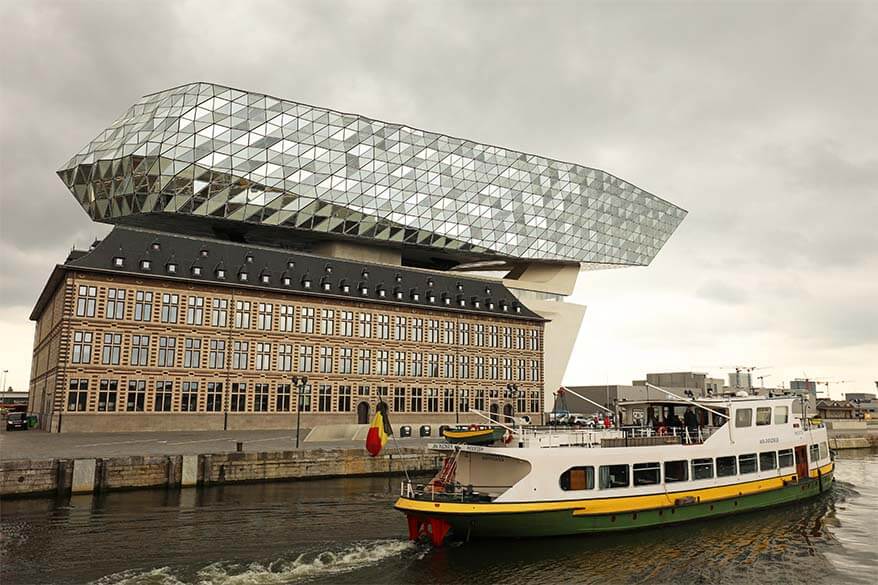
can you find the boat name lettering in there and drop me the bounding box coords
[759,437,779,444]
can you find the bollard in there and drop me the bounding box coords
[236,441,244,452]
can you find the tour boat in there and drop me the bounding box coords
[395,393,834,546]
[442,426,507,445]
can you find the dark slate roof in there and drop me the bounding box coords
[31,227,544,322]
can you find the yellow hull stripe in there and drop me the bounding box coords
[395,462,834,516]
[445,429,494,439]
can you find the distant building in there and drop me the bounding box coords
[0,391,29,409]
[815,400,854,419]
[728,372,753,390]
[845,392,877,402]
[632,372,722,396]
[789,379,818,404]
[845,393,878,419]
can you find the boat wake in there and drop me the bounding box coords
[91,539,419,585]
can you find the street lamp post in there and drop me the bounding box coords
[293,375,308,448]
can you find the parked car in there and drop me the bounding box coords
[6,412,28,431]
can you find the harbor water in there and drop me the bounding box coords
[1,450,875,585]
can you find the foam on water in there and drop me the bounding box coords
[91,540,417,585]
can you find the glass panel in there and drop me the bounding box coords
[778,449,794,468]
[716,456,737,477]
[738,453,757,474]
[633,462,660,486]
[774,406,789,424]
[759,451,777,471]
[735,409,752,427]
[755,407,771,426]
[598,465,629,489]
[559,467,594,491]
[664,460,688,483]
[692,458,714,480]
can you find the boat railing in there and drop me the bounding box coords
[400,478,502,503]
[516,425,722,448]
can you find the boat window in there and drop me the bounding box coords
[559,467,594,491]
[778,449,794,468]
[664,460,688,483]
[735,409,752,428]
[774,406,789,424]
[633,462,660,486]
[716,456,737,477]
[598,464,630,489]
[819,442,828,460]
[755,407,771,426]
[692,458,714,480]
[809,444,820,462]
[759,451,777,471]
[738,453,758,474]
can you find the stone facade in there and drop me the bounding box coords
[30,270,544,432]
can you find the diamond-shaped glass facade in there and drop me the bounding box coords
[58,82,686,267]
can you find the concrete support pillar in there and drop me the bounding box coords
[181,455,198,487]
[71,459,96,494]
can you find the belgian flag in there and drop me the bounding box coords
[366,401,393,457]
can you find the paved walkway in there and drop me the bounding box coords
[0,428,434,460]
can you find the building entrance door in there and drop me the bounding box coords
[489,403,499,422]
[503,403,514,422]
[357,401,370,425]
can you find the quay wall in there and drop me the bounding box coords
[0,448,441,498]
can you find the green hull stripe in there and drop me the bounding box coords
[404,473,833,538]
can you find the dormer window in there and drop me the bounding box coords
[411,289,420,301]
[325,265,333,273]
[472,297,480,308]
[342,283,350,293]
[151,242,161,251]
[443,296,451,305]
[199,249,209,257]
[192,266,202,277]
[140,259,151,270]
[260,273,270,284]
[395,290,403,300]
[456,283,463,292]
[427,278,434,288]
[485,287,491,295]
[245,255,254,264]
[216,268,226,279]
[302,276,312,289]
[238,271,248,282]
[500,301,508,311]
[487,301,494,310]
[287,260,295,269]
[113,256,124,267]
[360,286,369,295]
[166,263,177,274]
[282,276,291,286]
[515,305,521,313]
[378,288,386,298]
[362,269,369,279]
[458,298,466,307]
[395,274,402,283]
[322,281,331,291]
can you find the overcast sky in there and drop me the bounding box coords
[1,0,875,397]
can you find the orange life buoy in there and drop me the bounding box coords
[468,424,478,431]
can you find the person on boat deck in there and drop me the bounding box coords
[667,411,682,431]
[684,406,699,435]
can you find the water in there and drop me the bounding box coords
[2,450,876,585]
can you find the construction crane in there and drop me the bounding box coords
[756,374,772,388]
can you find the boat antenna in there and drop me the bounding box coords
[559,386,614,414]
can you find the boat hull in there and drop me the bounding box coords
[397,467,833,540]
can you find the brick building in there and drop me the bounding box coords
[29,228,544,432]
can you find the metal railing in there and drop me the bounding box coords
[400,478,507,503]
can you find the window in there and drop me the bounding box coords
[457,355,469,379]
[394,352,406,377]
[459,389,470,412]
[692,458,715,480]
[633,462,661,486]
[475,324,485,346]
[394,387,406,412]
[759,451,777,471]
[155,336,176,367]
[428,354,439,377]
[299,384,312,412]
[339,348,352,374]
[427,320,439,343]
[233,341,249,369]
[530,360,540,382]
[278,344,293,371]
[186,296,204,325]
[489,326,498,347]
[774,406,789,424]
[318,384,332,412]
[443,321,454,344]
[278,305,295,332]
[515,328,524,350]
[141,259,152,270]
[229,382,247,412]
[338,385,352,412]
[529,330,539,351]
[374,314,390,339]
[206,382,223,412]
[755,407,772,426]
[427,388,438,412]
[106,288,126,320]
[443,355,454,378]
[810,444,820,462]
[113,256,124,267]
[134,291,153,321]
[154,381,173,412]
[411,387,423,412]
[299,345,314,372]
[474,390,485,411]
[489,357,498,380]
[412,353,423,377]
[560,467,594,491]
[778,449,794,468]
[735,408,752,428]
[76,285,97,317]
[598,465,630,489]
[208,339,225,369]
[98,379,118,412]
[254,384,269,412]
[130,335,150,366]
[475,356,485,379]
[101,333,122,365]
[181,381,199,412]
[300,307,315,333]
[320,309,334,335]
[234,301,251,329]
[716,456,737,477]
[211,298,228,327]
[276,384,291,411]
[459,322,469,345]
[359,313,372,338]
[160,293,179,323]
[443,389,454,412]
[183,338,201,368]
[502,358,512,381]
[257,303,273,330]
[340,311,354,336]
[67,379,89,411]
[256,342,271,370]
[738,453,758,474]
[72,331,93,364]
[530,392,540,414]
[517,359,526,381]
[394,317,407,341]
[357,349,371,374]
[126,380,146,412]
[412,318,424,342]
[819,442,828,460]
[664,460,688,483]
